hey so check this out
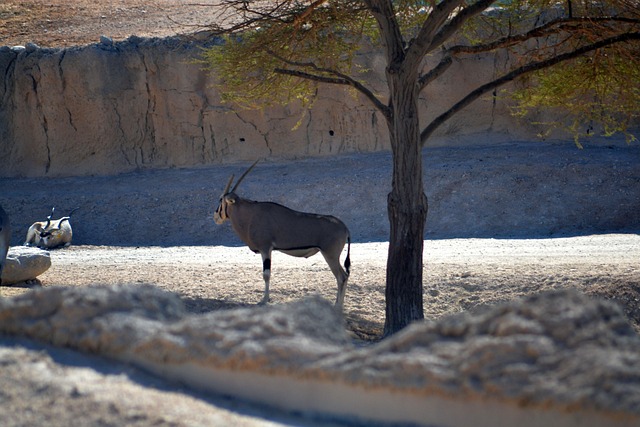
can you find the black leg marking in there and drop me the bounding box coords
[263,258,271,272]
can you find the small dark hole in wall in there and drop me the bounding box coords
[329,130,334,136]
[239,138,245,142]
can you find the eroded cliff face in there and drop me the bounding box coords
[1,36,543,178]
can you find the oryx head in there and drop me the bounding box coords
[214,159,260,224]
[31,207,56,237]
[37,207,76,238]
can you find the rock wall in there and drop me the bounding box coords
[1,286,639,426]
[1,36,553,178]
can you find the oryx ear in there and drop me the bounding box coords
[226,194,238,204]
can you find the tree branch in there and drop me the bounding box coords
[204,0,317,33]
[418,56,453,91]
[420,32,640,145]
[273,68,390,117]
[448,17,640,56]
[364,0,405,67]
[404,0,465,69]
[425,0,499,53]
[293,0,328,26]
[267,49,389,115]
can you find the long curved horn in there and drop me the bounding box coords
[231,159,260,193]
[56,217,71,229]
[220,174,235,198]
[44,207,55,230]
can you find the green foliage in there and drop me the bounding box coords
[199,0,640,142]
[511,48,640,145]
[200,33,317,109]
[200,1,376,109]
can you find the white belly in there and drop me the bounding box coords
[278,247,320,258]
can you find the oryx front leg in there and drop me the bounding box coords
[259,251,272,305]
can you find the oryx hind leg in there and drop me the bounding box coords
[259,251,272,305]
[322,251,349,311]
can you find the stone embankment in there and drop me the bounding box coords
[0,285,639,426]
[2,35,554,178]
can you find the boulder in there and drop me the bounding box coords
[1,246,51,285]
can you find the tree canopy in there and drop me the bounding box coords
[201,0,640,142]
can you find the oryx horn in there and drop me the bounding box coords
[230,159,260,193]
[221,174,235,198]
[44,207,55,229]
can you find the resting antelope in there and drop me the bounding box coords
[0,205,10,285]
[214,160,351,310]
[25,207,76,249]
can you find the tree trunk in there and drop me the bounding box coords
[383,71,428,336]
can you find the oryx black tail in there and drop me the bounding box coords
[344,234,351,276]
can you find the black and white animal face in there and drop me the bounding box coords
[213,159,260,225]
[39,227,63,247]
[214,194,237,224]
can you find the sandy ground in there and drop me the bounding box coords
[0,0,221,48]
[2,235,640,339]
[1,234,639,426]
[2,141,639,339]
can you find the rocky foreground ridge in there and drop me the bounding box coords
[1,285,639,426]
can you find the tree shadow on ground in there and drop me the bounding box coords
[180,295,385,343]
[586,283,640,335]
[345,313,384,343]
[180,296,253,314]
[1,279,43,290]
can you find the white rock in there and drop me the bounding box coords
[1,246,51,285]
[99,35,113,46]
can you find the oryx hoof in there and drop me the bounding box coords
[258,297,270,306]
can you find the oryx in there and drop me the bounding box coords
[25,207,76,249]
[0,205,10,286]
[214,160,351,310]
